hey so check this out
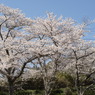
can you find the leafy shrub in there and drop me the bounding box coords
[51,89,63,95]
[64,87,72,95]
[84,89,95,95]
[22,78,44,90]
[0,92,8,95]
[34,90,44,95]
[15,90,32,95]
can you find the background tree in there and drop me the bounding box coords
[0,4,39,95]
[24,13,89,95]
[0,5,92,95]
[64,41,95,95]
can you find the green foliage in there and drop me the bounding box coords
[51,89,63,95]
[64,87,72,95]
[55,72,75,88]
[84,89,95,95]
[15,90,44,95]
[34,90,44,95]
[1,72,95,95]
[0,92,8,95]
[15,90,32,95]
[22,78,44,90]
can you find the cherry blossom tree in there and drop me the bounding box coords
[0,4,38,95]
[0,4,90,95]
[24,13,89,95]
[63,41,95,95]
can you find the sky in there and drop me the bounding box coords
[0,0,95,40]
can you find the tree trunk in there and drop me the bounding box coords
[43,78,51,95]
[44,81,49,95]
[45,90,49,95]
[77,91,84,95]
[8,81,14,95]
[78,93,84,95]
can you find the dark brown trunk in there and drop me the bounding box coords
[8,81,14,95]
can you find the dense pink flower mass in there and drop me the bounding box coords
[0,4,95,95]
